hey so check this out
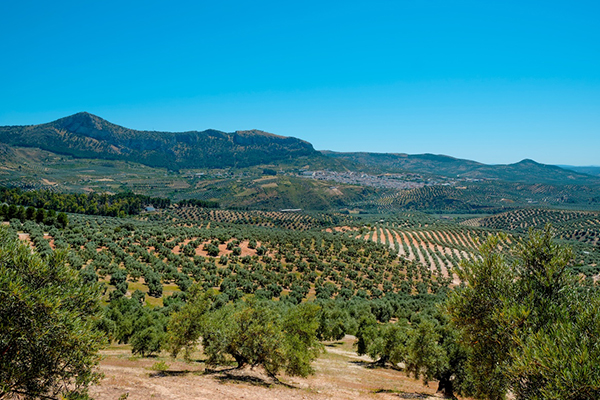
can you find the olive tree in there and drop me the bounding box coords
[167,287,322,378]
[447,226,600,400]
[0,227,106,399]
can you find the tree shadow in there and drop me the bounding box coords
[349,360,393,370]
[214,372,274,388]
[206,367,297,389]
[149,370,199,378]
[349,360,374,368]
[349,359,401,371]
[149,364,297,389]
[202,366,237,375]
[396,392,432,399]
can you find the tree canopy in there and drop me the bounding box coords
[447,226,600,399]
[167,287,323,378]
[0,226,106,400]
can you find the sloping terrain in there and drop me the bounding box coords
[91,338,442,400]
[558,165,600,177]
[0,112,320,169]
[2,113,600,213]
[323,152,600,185]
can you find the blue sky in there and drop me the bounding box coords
[1,0,599,165]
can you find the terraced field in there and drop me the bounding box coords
[343,221,504,285]
[335,210,600,281]
[462,208,600,246]
[351,181,600,214]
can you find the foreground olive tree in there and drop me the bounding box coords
[0,227,106,400]
[168,287,322,378]
[447,226,600,399]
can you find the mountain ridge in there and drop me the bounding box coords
[322,151,599,185]
[1,113,598,186]
[0,112,319,169]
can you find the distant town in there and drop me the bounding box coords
[299,170,474,190]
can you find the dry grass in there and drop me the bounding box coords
[90,336,449,400]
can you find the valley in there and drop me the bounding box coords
[2,113,599,400]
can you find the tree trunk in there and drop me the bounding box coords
[437,376,455,399]
[233,354,247,369]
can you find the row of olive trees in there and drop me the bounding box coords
[3,218,598,400]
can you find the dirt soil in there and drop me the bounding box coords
[90,336,446,400]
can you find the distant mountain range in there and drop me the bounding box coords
[556,165,600,177]
[0,112,318,169]
[1,112,598,187]
[322,152,600,185]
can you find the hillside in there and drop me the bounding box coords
[323,151,600,185]
[557,165,600,177]
[2,112,596,185]
[0,112,320,169]
[2,113,600,213]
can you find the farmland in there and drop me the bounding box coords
[7,206,599,309]
[462,208,600,246]
[4,189,600,400]
[353,181,600,214]
[168,206,350,230]
[3,134,600,399]
[8,211,449,306]
[331,210,600,280]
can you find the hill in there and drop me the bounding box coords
[2,113,600,213]
[323,152,600,185]
[0,112,320,169]
[557,165,600,177]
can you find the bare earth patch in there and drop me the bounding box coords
[41,178,58,186]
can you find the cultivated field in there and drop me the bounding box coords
[462,208,600,246]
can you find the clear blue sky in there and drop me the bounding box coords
[1,0,599,165]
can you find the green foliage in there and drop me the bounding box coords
[352,299,471,398]
[280,302,323,377]
[315,300,351,341]
[130,325,164,357]
[202,299,286,373]
[0,112,318,170]
[168,292,322,377]
[102,295,168,357]
[0,186,169,217]
[150,361,170,372]
[508,291,600,399]
[405,319,447,383]
[178,198,219,208]
[167,287,214,360]
[447,234,513,399]
[0,226,106,399]
[0,201,68,228]
[356,317,409,367]
[447,225,600,399]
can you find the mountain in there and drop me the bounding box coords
[322,152,600,185]
[0,112,319,169]
[557,165,600,177]
[1,112,598,188]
